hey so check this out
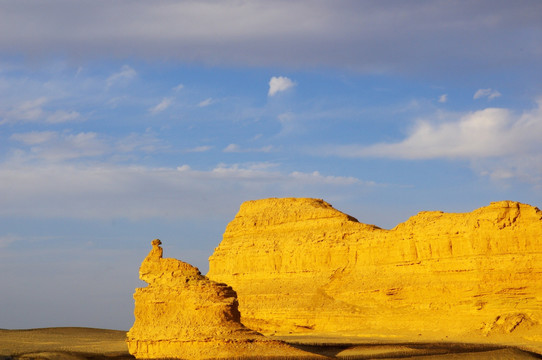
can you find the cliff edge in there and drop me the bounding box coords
[207,198,542,351]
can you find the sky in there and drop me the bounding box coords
[0,0,541,330]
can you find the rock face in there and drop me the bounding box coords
[207,198,542,346]
[126,239,314,359]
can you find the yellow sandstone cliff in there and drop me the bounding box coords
[207,198,542,350]
[126,239,318,359]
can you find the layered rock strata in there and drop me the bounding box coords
[126,239,314,359]
[207,198,542,348]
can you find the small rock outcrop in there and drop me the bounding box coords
[207,198,542,348]
[126,239,316,359]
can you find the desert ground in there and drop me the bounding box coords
[1,327,541,360]
[0,328,130,360]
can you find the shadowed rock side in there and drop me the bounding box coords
[207,198,542,352]
[126,239,318,359]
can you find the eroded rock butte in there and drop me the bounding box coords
[207,198,542,349]
[126,239,316,359]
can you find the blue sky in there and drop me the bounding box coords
[0,0,541,330]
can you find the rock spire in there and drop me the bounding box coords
[126,239,316,359]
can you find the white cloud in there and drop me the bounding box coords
[46,110,81,123]
[149,97,173,114]
[1,97,46,123]
[9,131,108,162]
[10,130,169,164]
[198,98,214,107]
[115,132,165,154]
[259,145,273,153]
[209,163,361,186]
[173,83,184,92]
[438,94,448,103]
[184,145,213,153]
[1,98,81,124]
[223,143,240,152]
[106,65,136,89]
[289,171,363,185]
[223,144,273,153]
[268,76,295,96]
[10,131,57,145]
[321,99,542,183]
[473,88,501,100]
[363,108,513,159]
[106,96,128,108]
[0,161,369,220]
[474,153,542,185]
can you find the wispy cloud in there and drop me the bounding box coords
[223,144,273,153]
[223,144,241,152]
[1,98,81,124]
[277,112,297,135]
[0,161,369,220]
[7,125,178,168]
[1,97,46,123]
[106,96,128,108]
[198,98,214,107]
[10,131,108,162]
[438,94,448,103]
[9,130,170,164]
[149,97,173,115]
[184,145,213,153]
[173,83,184,92]
[473,88,501,100]
[209,163,362,186]
[289,171,364,185]
[115,132,165,154]
[10,131,57,145]
[46,110,81,123]
[106,65,136,89]
[268,76,295,96]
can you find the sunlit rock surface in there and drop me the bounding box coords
[207,198,542,350]
[126,239,314,359]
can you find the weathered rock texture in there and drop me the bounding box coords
[126,239,315,359]
[207,198,542,348]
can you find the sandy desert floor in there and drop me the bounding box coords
[0,327,541,359]
[0,328,131,360]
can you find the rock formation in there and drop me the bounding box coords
[126,239,317,359]
[207,198,542,350]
